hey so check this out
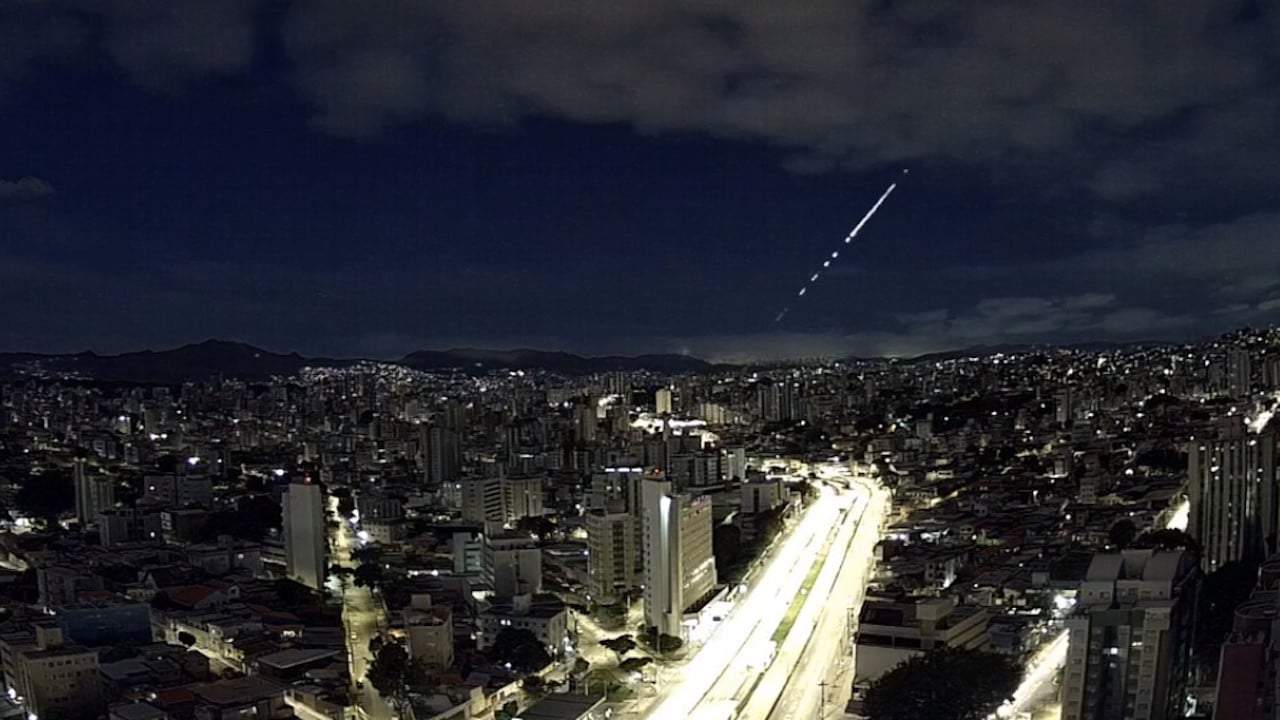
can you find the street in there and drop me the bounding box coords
[330,498,395,720]
[631,461,886,720]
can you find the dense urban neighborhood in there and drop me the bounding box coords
[0,329,1273,719]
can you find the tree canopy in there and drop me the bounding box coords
[600,634,637,661]
[366,642,423,710]
[864,647,1020,720]
[490,627,551,674]
[16,470,74,523]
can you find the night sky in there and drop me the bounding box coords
[3,1,1280,361]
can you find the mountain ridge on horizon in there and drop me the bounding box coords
[0,338,721,383]
[0,335,1190,383]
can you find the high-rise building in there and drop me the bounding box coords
[421,425,461,486]
[755,378,800,423]
[140,474,213,509]
[724,446,747,482]
[1188,416,1278,572]
[1227,348,1252,398]
[740,477,785,542]
[586,511,638,605]
[97,508,162,547]
[9,624,103,720]
[503,476,544,522]
[461,477,505,526]
[485,535,542,598]
[655,388,673,415]
[574,404,598,444]
[404,594,454,670]
[73,460,114,526]
[1060,549,1200,720]
[642,476,716,639]
[283,482,327,590]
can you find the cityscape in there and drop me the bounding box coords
[4,2,1280,720]
[0,333,1274,720]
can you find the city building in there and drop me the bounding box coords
[586,511,638,605]
[404,594,454,670]
[642,475,717,638]
[141,474,214,509]
[477,594,568,659]
[74,459,115,526]
[282,482,326,590]
[485,535,543,598]
[10,624,103,720]
[655,387,673,415]
[98,508,163,547]
[853,596,992,682]
[422,425,462,486]
[1188,416,1278,572]
[1060,549,1200,720]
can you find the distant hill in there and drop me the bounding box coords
[901,340,1172,364]
[399,347,716,374]
[0,339,717,382]
[0,340,347,383]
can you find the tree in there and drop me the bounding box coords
[490,628,552,674]
[367,642,412,712]
[16,471,74,524]
[600,634,637,663]
[522,674,547,694]
[1108,518,1137,549]
[336,494,356,517]
[618,656,652,673]
[864,647,1019,720]
[353,562,385,590]
[352,544,384,565]
[516,515,556,539]
[1134,528,1202,557]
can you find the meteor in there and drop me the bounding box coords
[773,170,904,322]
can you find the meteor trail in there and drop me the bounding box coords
[773,171,904,322]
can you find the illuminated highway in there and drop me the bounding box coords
[763,470,890,720]
[630,461,887,720]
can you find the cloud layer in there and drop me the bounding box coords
[1,1,1276,194]
[0,176,53,204]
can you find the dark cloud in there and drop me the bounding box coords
[0,176,53,204]
[2,1,1272,192]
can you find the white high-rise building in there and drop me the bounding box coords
[655,387,673,414]
[642,476,716,639]
[283,482,327,590]
[1060,549,1200,720]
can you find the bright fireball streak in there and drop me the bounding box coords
[774,174,902,323]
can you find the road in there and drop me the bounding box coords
[330,498,394,720]
[763,470,890,720]
[630,461,886,720]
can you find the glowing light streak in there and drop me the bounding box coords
[773,172,904,322]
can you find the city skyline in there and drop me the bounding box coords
[4,2,1280,359]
